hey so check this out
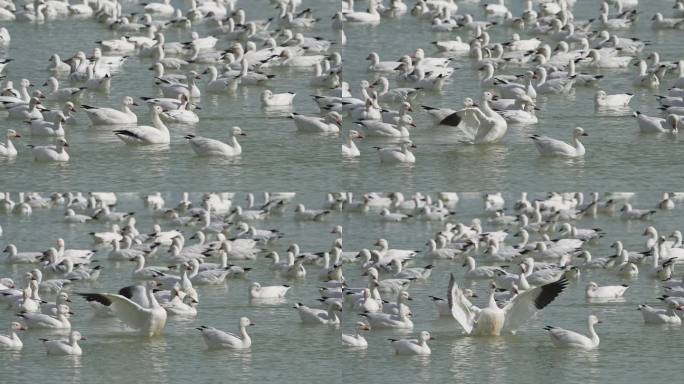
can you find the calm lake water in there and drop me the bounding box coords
[1,192,684,383]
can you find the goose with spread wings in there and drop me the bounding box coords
[447,273,567,336]
[77,281,167,336]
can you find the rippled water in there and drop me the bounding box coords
[1,192,684,383]
[0,0,681,191]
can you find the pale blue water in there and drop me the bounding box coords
[1,192,684,383]
[0,0,682,191]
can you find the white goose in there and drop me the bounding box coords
[185,127,246,157]
[290,111,342,133]
[197,317,254,349]
[0,322,26,349]
[375,140,416,164]
[633,112,678,134]
[17,304,72,329]
[41,331,86,355]
[544,315,601,350]
[358,115,415,138]
[113,106,170,145]
[341,130,363,157]
[595,90,633,107]
[0,130,20,158]
[585,282,629,299]
[389,331,433,355]
[44,77,85,102]
[29,112,67,136]
[531,127,588,157]
[30,138,70,162]
[341,321,370,348]
[249,282,290,299]
[448,273,568,336]
[77,282,167,336]
[262,89,296,107]
[81,96,138,125]
[294,302,342,325]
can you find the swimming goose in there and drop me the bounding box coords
[620,203,655,220]
[0,322,26,349]
[341,130,363,157]
[249,282,290,299]
[638,301,682,324]
[41,331,86,356]
[47,54,71,73]
[290,111,342,133]
[633,60,660,88]
[440,93,508,144]
[448,274,568,336]
[341,321,370,348]
[18,304,72,329]
[294,204,330,221]
[633,112,679,134]
[375,140,416,164]
[44,77,86,102]
[595,90,633,107]
[366,52,401,73]
[113,106,170,145]
[185,126,245,157]
[6,97,44,120]
[586,282,629,298]
[358,115,415,138]
[262,89,296,106]
[0,130,20,158]
[343,0,381,23]
[30,138,70,162]
[197,317,254,349]
[77,282,167,336]
[371,77,419,104]
[28,112,66,136]
[159,71,201,99]
[531,127,588,157]
[389,331,433,355]
[545,315,601,350]
[294,302,343,325]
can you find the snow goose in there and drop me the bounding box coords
[41,331,86,356]
[380,208,411,222]
[249,282,290,299]
[29,112,66,136]
[575,49,631,69]
[0,322,26,349]
[6,97,44,120]
[366,52,401,73]
[633,112,678,134]
[392,259,432,280]
[638,301,682,324]
[185,126,246,157]
[290,111,342,133]
[44,77,85,102]
[544,315,601,350]
[3,244,41,264]
[651,13,683,29]
[341,321,370,348]
[620,203,655,220]
[371,77,419,104]
[440,94,508,144]
[18,304,72,329]
[534,67,574,95]
[375,140,416,164]
[341,130,363,157]
[462,256,500,279]
[30,138,70,162]
[448,274,568,336]
[585,282,628,299]
[294,302,342,325]
[595,90,633,107]
[113,106,170,145]
[277,48,324,68]
[159,71,201,99]
[294,204,330,221]
[262,89,296,107]
[0,130,20,158]
[47,54,71,73]
[389,331,432,355]
[77,282,167,336]
[360,300,413,329]
[530,127,588,157]
[633,60,660,89]
[358,115,414,138]
[343,0,381,23]
[197,317,254,349]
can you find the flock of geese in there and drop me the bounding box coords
[0,0,681,165]
[1,191,684,357]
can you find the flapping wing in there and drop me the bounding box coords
[101,293,149,330]
[119,285,150,307]
[447,273,475,334]
[503,278,568,332]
